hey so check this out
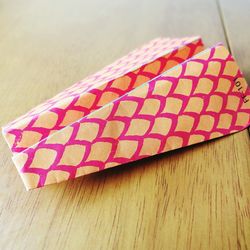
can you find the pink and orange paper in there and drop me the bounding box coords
[2,37,250,190]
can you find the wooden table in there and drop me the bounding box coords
[0,0,249,249]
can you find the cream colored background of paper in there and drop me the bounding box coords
[0,0,249,249]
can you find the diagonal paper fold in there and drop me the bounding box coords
[11,44,250,190]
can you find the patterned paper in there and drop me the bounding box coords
[12,44,250,190]
[2,37,203,154]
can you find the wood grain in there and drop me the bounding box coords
[0,0,249,249]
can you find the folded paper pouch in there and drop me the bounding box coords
[2,36,203,154]
[9,42,250,190]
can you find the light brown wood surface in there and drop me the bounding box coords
[0,0,249,249]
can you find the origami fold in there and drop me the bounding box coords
[2,37,250,190]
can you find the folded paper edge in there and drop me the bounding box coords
[2,36,204,133]
[2,36,202,131]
